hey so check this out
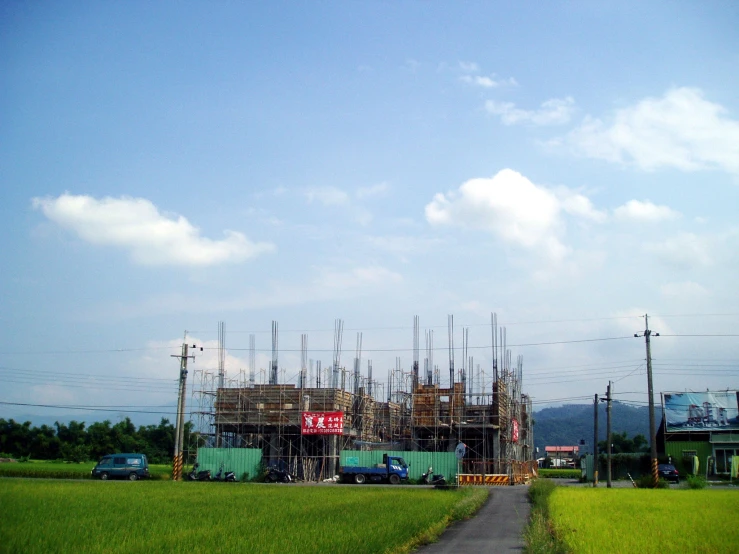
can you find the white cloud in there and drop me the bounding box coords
[643,232,713,269]
[614,200,681,222]
[460,75,518,88]
[425,169,604,261]
[486,97,575,126]
[356,182,390,200]
[458,61,479,73]
[555,188,607,223]
[660,281,709,298]
[564,87,739,174]
[304,186,350,206]
[32,193,274,267]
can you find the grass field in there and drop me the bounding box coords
[0,479,488,554]
[548,487,739,553]
[0,461,172,480]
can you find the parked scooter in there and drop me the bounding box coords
[213,461,237,482]
[187,463,212,481]
[420,466,446,486]
[264,466,293,483]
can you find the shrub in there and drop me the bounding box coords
[686,475,707,489]
[538,469,580,479]
[635,475,669,488]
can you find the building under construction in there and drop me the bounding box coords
[190,315,534,482]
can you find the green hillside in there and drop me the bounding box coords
[533,402,650,456]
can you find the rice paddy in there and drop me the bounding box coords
[0,479,488,554]
[547,487,739,553]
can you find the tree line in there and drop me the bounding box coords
[0,417,194,464]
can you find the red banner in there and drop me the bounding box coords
[511,418,519,443]
[301,411,344,435]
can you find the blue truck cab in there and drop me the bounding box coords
[339,454,409,484]
[91,453,149,481]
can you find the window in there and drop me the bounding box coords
[114,457,125,465]
[98,458,112,468]
[715,449,738,474]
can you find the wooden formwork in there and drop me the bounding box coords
[215,385,404,443]
[215,385,354,429]
[412,383,465,428]
[492,381,508,429]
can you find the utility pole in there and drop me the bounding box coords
[605,381,612,488]
[635,314,660,487]
[171,337,201,481]
[593,393,599,487]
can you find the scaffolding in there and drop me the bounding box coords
[187,314,534,481]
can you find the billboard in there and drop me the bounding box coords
[511,419,519,443]
[301,411,344,435]
[663,391,739,432]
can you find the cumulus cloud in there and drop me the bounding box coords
[563,87,739,174]
[555,189,607,223]
[614,200,681,222]
[485,97,575,126]
[32,193,275,266]
[643,232,713,269]
[425,169,603,261]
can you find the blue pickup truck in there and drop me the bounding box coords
[339,454,409,484]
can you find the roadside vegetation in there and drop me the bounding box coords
[525,478,739,553]
[0,417,188,464]
[536,469,579,479]
[0,479,488,554]
[524,479,567,554]
[0,460,171,480]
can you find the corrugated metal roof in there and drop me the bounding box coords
[545,446,579,453]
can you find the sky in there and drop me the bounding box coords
[1,1,738,427]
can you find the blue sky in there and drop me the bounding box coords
[2,2,738,425]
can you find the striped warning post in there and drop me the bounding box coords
[172,453,183,481]
[458,474,510,486]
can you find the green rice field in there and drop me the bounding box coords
[0,479,487,554]
[0,461,172,480]
[548,487,739,553]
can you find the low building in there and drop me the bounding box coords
[544,445,579,467]
[660,390,739,476]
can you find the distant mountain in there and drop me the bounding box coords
[533,402,650,456]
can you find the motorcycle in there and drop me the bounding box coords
[264,466,293,483]
[213,461,237,482]
[420,466,446,486]
[187,462,212,481]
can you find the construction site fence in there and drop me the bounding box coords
[340,450,459,481]
[195,448,538,483]
[458,460,538,486]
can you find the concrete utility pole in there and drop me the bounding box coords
[593,393,599,487]
[171,337,201,481]
[606,381,612,488]
[635,314,660,487]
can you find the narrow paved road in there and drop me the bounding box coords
[417,486,530,553]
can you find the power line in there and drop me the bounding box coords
[3,347,177,355]
[0,401,178,415]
